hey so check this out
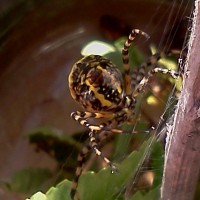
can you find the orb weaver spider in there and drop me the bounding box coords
[68,29,179,199]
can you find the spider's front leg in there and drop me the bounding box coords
[71,109,135,170]
[133,67,179,97]
[122,29,150,95]
[132,52,180,97]
[70,111,119,200]
[71,111,123,133]
[71,110,121,169]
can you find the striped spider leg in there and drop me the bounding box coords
[132,51,180,97]
[68,28,180,199]
[70,129,115,200]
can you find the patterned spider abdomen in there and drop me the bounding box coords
[68,55,124,112]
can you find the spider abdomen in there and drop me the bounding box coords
[68,55,124,112]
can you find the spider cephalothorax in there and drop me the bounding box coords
[68,29,179,200]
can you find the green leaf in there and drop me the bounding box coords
[46,180,71,200]
[26,136,156,200]
[151,142,164,187]
[129,186,160,200]
[8,168,51,194]
[25,192,47,200]
[28,127,81,165]
[28,127,80,149]
[25,180,71,200]
[78,136,156,200]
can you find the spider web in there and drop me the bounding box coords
[64,1,194,199]
[113,0,194,199]
[0,1,195,200]
[57,0,194,199]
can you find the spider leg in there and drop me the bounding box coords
[70,110,139,199]
[131,51,177,90]
[71,111,125,133]
[70,130,114,200]
[133,67,179,96]
[71,110,142,134]
[122,29,149,95]
[71,111,113,119]
[132,51,180,97]
[70,143,91,200]
[89,130,118,173]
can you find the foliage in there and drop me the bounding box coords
[1,37,178,200]
[1,168,51,195]
[25,135,162,200]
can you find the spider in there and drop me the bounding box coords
[68,29,179,200]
